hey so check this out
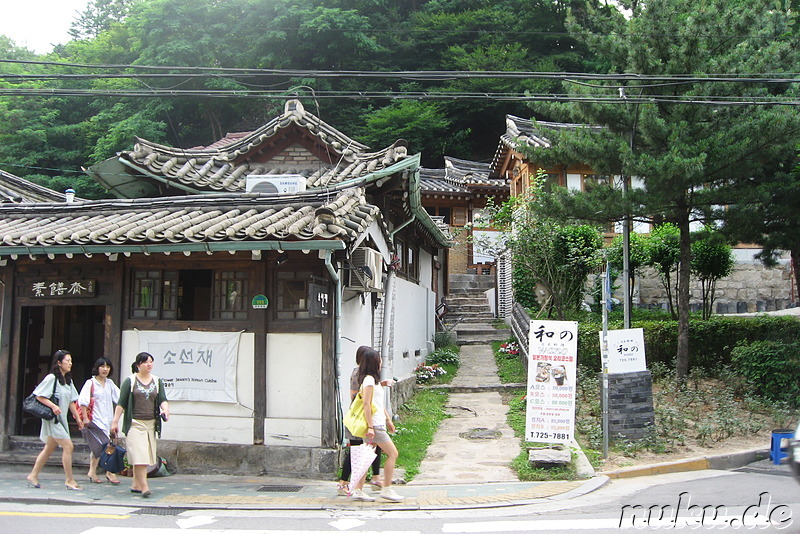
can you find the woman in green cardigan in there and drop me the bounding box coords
[111,352,169,498]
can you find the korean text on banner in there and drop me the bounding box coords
[138,330,240,403]
[526,320,578,444]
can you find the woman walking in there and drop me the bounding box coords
[350,348,403,502]
[337,346,383,496]
[79,357,121,484]
[111,352,169,498]
[26,349,84,490]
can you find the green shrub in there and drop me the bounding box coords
[434,331,456,348]
[572,315,800,374]
[426,347,460,366]
[731,340,800,407]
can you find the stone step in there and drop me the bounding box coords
[445,295,490,304]
[421,383,526,393]
[458,334,509,345]
[447,305,491,315]
[455,324,501,336]
[449,315,495,324]
[447,283,494,296]
[2,436,92,469]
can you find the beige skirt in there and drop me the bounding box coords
[125,419,157,466]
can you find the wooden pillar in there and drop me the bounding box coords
[0,265,14,447]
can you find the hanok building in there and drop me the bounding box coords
[0,100,451,477]
[420,156,509,297]
[489,114,795,315]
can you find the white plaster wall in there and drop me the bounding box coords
[391,277,435,379]
[120,330,255,445]
[338,293,375,408]
[418,248,433,290]
[264,332,322,447]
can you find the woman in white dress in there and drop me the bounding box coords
[26,349,84,490]
[79,357,121,484]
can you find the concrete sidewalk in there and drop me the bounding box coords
[0,466,604,510]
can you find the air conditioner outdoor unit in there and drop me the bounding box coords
[245,174,307,194]
[346,247,384,292]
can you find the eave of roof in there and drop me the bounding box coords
[0,169,71,203]
[0,187,377,258]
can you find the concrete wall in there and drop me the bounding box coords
[265,333,322,447]
[634,251,795,313]
[392,276,435,378]
[120,330,255,445]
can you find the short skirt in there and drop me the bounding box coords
[125,418,157,466]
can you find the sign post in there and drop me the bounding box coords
[525,320,578,445]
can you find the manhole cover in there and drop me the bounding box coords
[257,485,303,493]
[133,508,188,516]
[459,428,501,440]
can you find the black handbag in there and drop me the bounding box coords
[22,376,59,420]
[99,440,127,474]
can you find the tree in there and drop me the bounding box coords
[479,192,603,320]
[720,163,800,305]
[523,0,800,381]
[690,228,734,320]
[644,223,680,319]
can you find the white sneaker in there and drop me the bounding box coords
[350,489,376,502]
[379,487,404,502]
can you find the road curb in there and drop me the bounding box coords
[600,447,768,479]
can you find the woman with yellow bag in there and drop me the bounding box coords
[347,348,403,502]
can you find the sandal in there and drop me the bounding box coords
[105,474,121,485]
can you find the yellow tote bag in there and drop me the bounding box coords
[343,389,378,438]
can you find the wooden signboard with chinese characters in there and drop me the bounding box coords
[29,279,96,298]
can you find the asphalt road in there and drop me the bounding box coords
[0,461,797,533]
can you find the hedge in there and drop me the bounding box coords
[731,341,800,406]
[575,315,800,372]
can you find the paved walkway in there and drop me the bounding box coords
[0,465,600,510]
[411,344,521,484]
[0,335,774,510]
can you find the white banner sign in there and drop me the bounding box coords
[526,320,578,445]
[137,330,240,403]
[602,328,647,374]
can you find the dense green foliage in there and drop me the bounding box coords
[574,315,800,373]
[523,0,800,380]
[731,341,800,407]
[0,0,598,197]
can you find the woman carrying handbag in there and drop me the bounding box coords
[350,348,404,502]
[78,357,121,484]
[26,349,85,490]
[111,352,169,498]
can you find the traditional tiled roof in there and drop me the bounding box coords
[420,156,505,196]
[0,186,381,257]
[96,100,412,196]
[0,169,69,203]
[490,115,604,174]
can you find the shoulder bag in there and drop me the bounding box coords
[22,375,59,420]
[76,380,95,422]
[343,388,378,438]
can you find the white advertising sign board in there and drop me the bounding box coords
[138,329,241,402]
[603,328,647,374]
[525,320,578,444]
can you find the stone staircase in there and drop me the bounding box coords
[444,274,508,346]
[0,435,92,470]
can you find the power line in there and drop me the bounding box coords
[0,87,796,106]
[1,59,799,84]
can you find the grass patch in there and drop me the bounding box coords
[502,388,582,481]
[393,388,451,481]
[492,340,527,383]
